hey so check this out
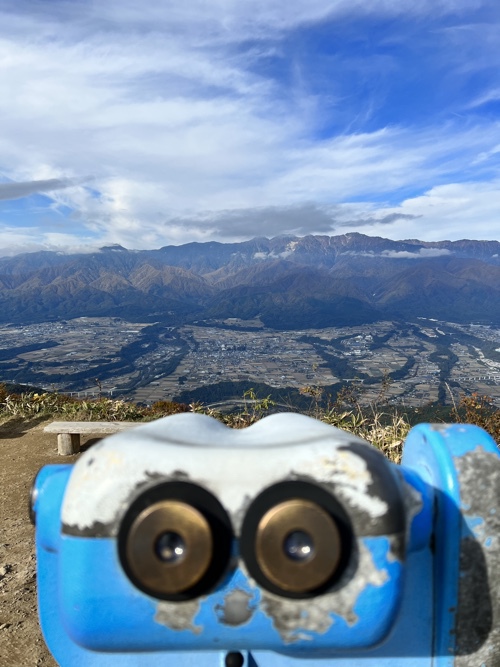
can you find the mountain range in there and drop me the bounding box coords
[0,233,499,328]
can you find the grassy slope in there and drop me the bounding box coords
[0,384,498,464]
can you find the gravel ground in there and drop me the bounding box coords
[0,418,93,667]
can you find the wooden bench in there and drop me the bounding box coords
[44,421,139,455]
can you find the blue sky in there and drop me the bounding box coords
[0,0,500,255]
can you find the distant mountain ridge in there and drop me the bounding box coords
[0,233,499,327]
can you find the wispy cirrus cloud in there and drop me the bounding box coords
[0,0,499,255]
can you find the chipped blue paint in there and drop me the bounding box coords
[402,423,500,666]
[42,536,403,653]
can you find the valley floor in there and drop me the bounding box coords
[0,317,500,408]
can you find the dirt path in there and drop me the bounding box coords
[0,419,92,667]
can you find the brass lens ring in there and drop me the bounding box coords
[125,500,213,596]
[240,480,352,598]
[119,481,233,600]
[255,499,341,593]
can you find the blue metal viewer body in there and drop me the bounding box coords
[32,413,500,666]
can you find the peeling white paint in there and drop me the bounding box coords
[261,540,389,643]
[321,452,388,519]
[155,599,202,634]
[62,413,377,533]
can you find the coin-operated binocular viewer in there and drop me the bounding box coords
[31,413,500,666]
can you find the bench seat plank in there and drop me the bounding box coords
[44,421,139,434]
[44,421,140,455]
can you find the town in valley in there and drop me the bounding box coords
[0,316,499,409]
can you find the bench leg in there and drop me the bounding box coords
[58,433,80,456]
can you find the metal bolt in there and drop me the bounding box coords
[225,652,244,667]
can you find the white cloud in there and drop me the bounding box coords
[0,225,101,257]
[472,143,500,165]
[468,88,500,110]
[342,180,500,241]
[32,120,499,249]
[341,248,453,259]
[381,248,452,258]
[0,0,499,254]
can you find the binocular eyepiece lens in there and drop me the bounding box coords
[283,530,315,562]
[119,482,233,601]
[255,499,341,594]
[155,531,186,564]
[240,481,352,598]
[125,500,213,596]
[120,480,351,601]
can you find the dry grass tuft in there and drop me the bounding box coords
[0,383,498,461]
